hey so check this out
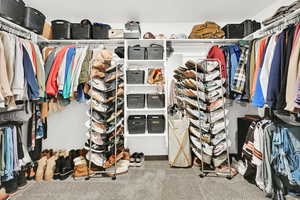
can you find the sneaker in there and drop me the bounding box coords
[189,126,211,143]
[211,132,227,146]
[211,119,229,135]
[205,79,225,92]
[84,140,107,153]
[86,152,106,167]
[107,109,123,123]
[88,99,109,113]
[210,109,229,123]
[106,64,123,73]
[177,96,206,110]
[89,78,107,91]
[105,72,123,83]
[197,70,220,82]
[129,152,138,167]
[107,119,124,134]
[207,98,224,111]
[91,67,105,79]
[189,118,210,131]
[85,132,106,145]
[213,153,227,168]
[103,152,124,169]
[88,89,107,103]
[197,60,219,72]
[191,145,212,165]
[85,120,107,134]
[60,156,73,180]
[107,99,124,113]
[135,153,145,167]
[214,140,231,156]
[86,109,107,123]
[53,156,64,180]
[2,177,18,194]
[105,160,130,177]
[186,107,207,121]
[190,135,213,156]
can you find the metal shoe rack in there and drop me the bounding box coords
[175,59,232,179]
[86,49,124,180]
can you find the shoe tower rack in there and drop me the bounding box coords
[86,52,124,180]
[175,59,232,179]
[124,39,168,156]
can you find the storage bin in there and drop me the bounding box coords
[0,0,25,26]
[147,115,165,133]
[109,29,124,39]
[147,94,165,108]
[52,20,71,39]
[128,46,146,60]
[92,23,111,39]
[147,44,164,60]
[242,20,261,37]
[71,23,91,39]
[222,24,243,39]
[23,7,45,34]
[126,70,145,84]
[128,115,146,134]
[127,94,145,109]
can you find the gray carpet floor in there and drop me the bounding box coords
[12,161,267,200]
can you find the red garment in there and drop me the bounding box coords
[29,42,37,73]
[46,45,75,96]
[207,45,226,78]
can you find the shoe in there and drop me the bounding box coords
[105,72,123,83]
[84,140,107,153]
[207,98,224,111]
[209,109,229,123]
[108,126,124,141]
[35,156,47,182]
[123,149,130,161]
[197,60,219,72]
[86,109,107,123]
[26,164,35,181]
[103,152,124,169]
[88,89,107,103]
[107,120,124,134]
[214,140,231,156]
[107,109,123,123]
[106,160,130,177]
[73,157,89,178]
[91,67,105,79]
[189,126,211,143]
[60,156,73,180]
[86,132,107,145]
[106,89,124,103]
[211,132,227,146]
[190,135,213,156]
[88,99,109,113]
[185,60,196,69]
[17,167,27,189]
[0,188,9,200]
[191,144,212,165]
[85,120,107,134]
[213,152,227,168]
[178,96,206,110]
[106,99,124,113]
[106,64,123,73]
[85,151,106,167]
[129,152,138,167]
[53,156,64,180]
[44,154,58,181]
[210,119,229,135]
[186,107,207,121]
[135,153,145,167]
[2,177,18,194]
[89,78,107,91]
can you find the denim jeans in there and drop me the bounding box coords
[2,128,14,181]
[272,126,300,185]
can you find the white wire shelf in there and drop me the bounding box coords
[127,59,165,64]
[125,133,166,137]
[41,39,124,45]
[127,108,166,112]
[126,84,164,87]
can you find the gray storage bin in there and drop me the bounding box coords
[147,44,164,60]
[127,94,145,109]
[147,94,165,108]
[128,46,146,60]
[128,115,146,134]
[126,70,145,84]
[147,115,165,133]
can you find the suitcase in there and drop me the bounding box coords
[128,46,146,60]
[222,24,244,39]
[0,0,25,26]
[23,7,45,34]
[147,44,164,60]
[147,94,165,108]
[128,115,146,134]
[127,94,145,109]
[52,20,71,39]
[92,23,111,39]
[147,115,165,133]
[126,70,145,84]
[71,23,91,39]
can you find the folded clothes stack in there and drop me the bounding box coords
[83,49,127,175]
[189,21,225,39]
[173,59,230,169]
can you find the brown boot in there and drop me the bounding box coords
[44,153,58,181]
[35,157,47,182]
[73,157,88,178]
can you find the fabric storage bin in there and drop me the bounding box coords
[147,115,165,133]
[109,29,124,39]
[52,20,71,39]
[222,24,243,39]
[92,23,111,39]
[0,0,25,25]
[128,46,146,60]
[126,70,145,84]
[71,23,91,39]
[23,7,45,34]
[147,94,165,108]
[127,94,145,109]
[242,20,261,37]
[128,115,146,134]
[147,44,164,60]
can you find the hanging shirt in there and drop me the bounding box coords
[62,48,76,99]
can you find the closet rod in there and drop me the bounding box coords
[0,16,34,40]
[244,7,300,40]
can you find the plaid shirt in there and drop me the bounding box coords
[232,43,250,95]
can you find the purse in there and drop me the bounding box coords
[109,29,124,39]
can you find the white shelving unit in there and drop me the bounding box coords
[124,39,168,156]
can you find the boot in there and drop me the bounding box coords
[44,153,58,181]
[35,156,47,182]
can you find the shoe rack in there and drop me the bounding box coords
[124,39,168,156]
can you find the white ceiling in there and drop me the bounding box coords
[25,0,275,23]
